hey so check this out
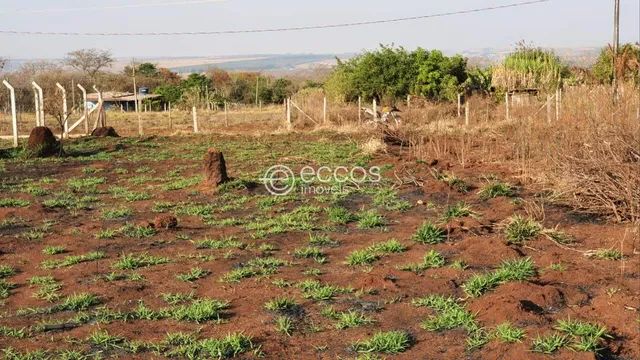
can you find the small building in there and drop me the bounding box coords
[86,90,163,111]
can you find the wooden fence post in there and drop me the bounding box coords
[407,94,411,110]
[32,84,41,126]
[286,98,292,130]
[373,99,377,121]
[2,80,18,148]
[457,93,462,118]
[192,106,199,133]
[505,92,510,121]
[465,100,470,127]
[224,102,229,127]
[323,96,327,124]
[168,102,173,130]
[357,96,362,124]
[56,83,68,138]
[546,94,552,124]
[77,84,88,134]
[33,82,44,126]
[555,88,560,121]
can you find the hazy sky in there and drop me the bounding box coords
[0,0,638,59]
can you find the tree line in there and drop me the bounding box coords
[1,43,638,114]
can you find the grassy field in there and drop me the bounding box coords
[0,89,638,359]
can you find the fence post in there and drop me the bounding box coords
[546,94,552,124]
[192,106,199,133]
[323,96,327,124]
[56,83,68,138]
[358,96,362,124]
[555,88,560,121]
[505,92,510,121]
[465,100,470,127]
[286,98,292,130]
[457,93,462,118]
[373,99,377,121]
[407,94,411,110]
[32,84,40,126]
[77,84,88,135]
[224,102,229,127]
[2,80,18,148]
[33,82,44,126]
[168,102,173,130]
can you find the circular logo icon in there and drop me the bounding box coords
[261,165,295,196]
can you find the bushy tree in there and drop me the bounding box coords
[492,43,568,91]
[592,43,640,85]
[270,78,293,103]
[415,50,467,101]
[154,84,183,104]
[324,45,469,103]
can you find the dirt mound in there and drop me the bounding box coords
[153,215,178,229]
[26,127,59,157]
[203,148,229,188]
[91,127,119,137]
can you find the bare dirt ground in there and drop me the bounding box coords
[0,132,638,360]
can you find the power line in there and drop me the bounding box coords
[0,0,227,15]
[0,0,549,37]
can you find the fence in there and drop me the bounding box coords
[2,81,640,146]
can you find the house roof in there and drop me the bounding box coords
[87,92,161,102]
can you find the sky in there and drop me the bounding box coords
[0,0,638,59]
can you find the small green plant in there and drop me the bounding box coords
[196,237,244,250]
[119,223,157,238]
[264,297,299,313]
[87,329,124,350]
[400,250,445,273]
[102,207,133,220]
[0,265,16,278]
[57,293,101,311]
[176,267,210,282]
[352,331,412,354]
[412,222,446,244]
[531,333,569,354]
[478,181,515,200]
[42,246,66,255]
[504,216,541,244]
[356,210,386,229]
[433,170,470,193]
[0,279,16,299]
[0,198,30,208]
[442,202,477,221]
[555,318,610,352]
[41,251,106,269]
[297,279,351,301]
[112,253,170,270]
[326,206,355,225]
[221,257,287,283]
[463,257,536,297]
[96,228,118,239]
[275,315,294,336]
[493,322,526,343]
[294,246,326,263]
[593,248,623,260]
[29,275,61,302]
[335,310,375,329]
[346,239,406,266]
[309,234,338,247]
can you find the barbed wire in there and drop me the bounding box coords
[0,0,549,37]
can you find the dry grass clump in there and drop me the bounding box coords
[359,137,387,155]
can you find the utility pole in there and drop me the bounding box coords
[612,0,620,103]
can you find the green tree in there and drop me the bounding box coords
[137,63,159,77]
[324,45,469,103]
[154,84,183,104]
[415,50,468,101]
[181,73,211,91]
[592,43,640,85]
[270,78,293,103]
